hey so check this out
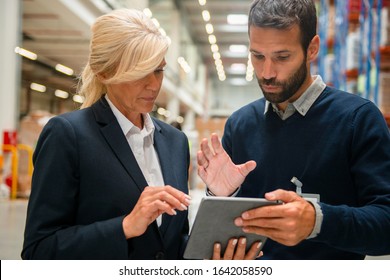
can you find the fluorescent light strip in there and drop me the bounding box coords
[15,47,37,60]
[30,82,46,93]
[229,44,248,53]
[199,6,225,81]
[205,23,214,34]
[227,14,248,25]
[73,94,85,104]
[177,57,191,73]
[55,89,69,99]
[55,64,74,76]
[202,10,210,22]
[211,44,219,53]
[208,35,216,44]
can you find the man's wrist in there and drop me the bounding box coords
[205,186,240,197]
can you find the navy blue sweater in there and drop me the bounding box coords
[222,86,390,259]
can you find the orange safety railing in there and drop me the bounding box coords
[2,144,18,199]
[17,144,34,177]
[2,144,34,199]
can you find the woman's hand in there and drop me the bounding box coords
[122,185,191,239]
[211,237,263,260]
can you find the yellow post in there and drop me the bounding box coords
[17,144,33,177]
[2,144,18,199]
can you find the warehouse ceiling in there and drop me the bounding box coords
[20,0,254,111]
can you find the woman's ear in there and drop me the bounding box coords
[96,73,107,82]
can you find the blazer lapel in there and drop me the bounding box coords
[153,120,178,236]
[92,97,148,192]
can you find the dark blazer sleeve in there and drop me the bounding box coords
[21,115,130,259]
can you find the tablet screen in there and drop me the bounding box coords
[184,196,280,259]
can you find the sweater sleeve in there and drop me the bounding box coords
[313,102,390,256]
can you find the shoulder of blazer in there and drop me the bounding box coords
[90,96,117,125]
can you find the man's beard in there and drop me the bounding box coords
[257,59,307,104]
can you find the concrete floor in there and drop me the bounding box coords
[0,189,389,260]
[0,188,204,260]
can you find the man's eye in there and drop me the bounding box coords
[277,56,289,61]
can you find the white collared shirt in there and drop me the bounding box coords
[264,75,327,120]
[105,95,164,226]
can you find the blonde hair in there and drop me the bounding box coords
[78,9,170,108]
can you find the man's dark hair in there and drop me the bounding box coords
[248,0,317,51]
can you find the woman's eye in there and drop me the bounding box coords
[252,54,264,60]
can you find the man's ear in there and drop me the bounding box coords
[307,35,320,62]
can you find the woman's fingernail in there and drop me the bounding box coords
[235,218,242,226]
[232,239,238,246]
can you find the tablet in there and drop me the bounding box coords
[184,196,280,260]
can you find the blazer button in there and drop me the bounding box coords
[155,251,165,260]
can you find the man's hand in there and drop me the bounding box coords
[234,189,316,246]
[197,133,256,196]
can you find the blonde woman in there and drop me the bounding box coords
[22,9,191,260]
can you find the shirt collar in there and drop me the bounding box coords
[264,75,326,116]
[105,95,155,143]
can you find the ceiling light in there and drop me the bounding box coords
[205,23,214,34]
[211,44,219,53]
[230,63,247,73]
[55,64,74,76]
[157,107,166,115]
[227,14,248,25]
[230,63,246,71]
[15,47,37,60]
[208,34,216,44]
[54,89,69,99]
[230,78,248,86]
[198,0,207,6]
[229,44,248,53]
[73,94,85,104]
[30,83,46,93]
[216,64,224,72]
[202,10,210,22]
[213,52,221,60]
[177,57,191,73]
[218,74,226,81]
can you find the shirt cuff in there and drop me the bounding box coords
[205,186,241,197]
[306,201,323,239]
